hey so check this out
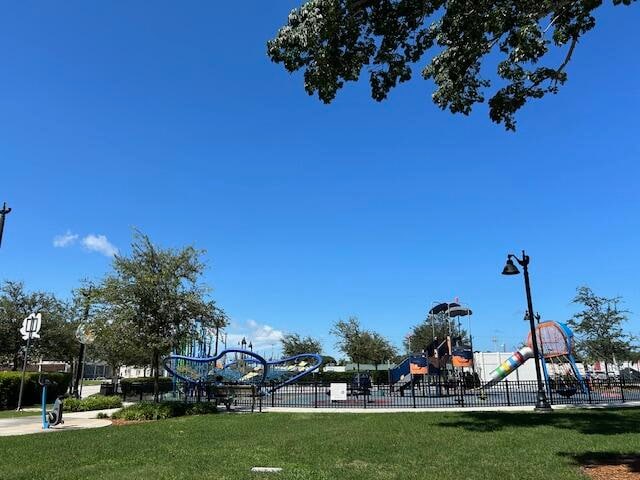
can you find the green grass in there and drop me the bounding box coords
[1,408,639,480]
[0,409,42,419]
[81,379,108,386]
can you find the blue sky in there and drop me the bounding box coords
[1,2,639,359]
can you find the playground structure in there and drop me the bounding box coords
[483,320,587,396]
[163,349,323,397]
[390,301,475,394]
[156,308,623,410]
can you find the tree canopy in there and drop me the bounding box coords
[95,231,219,400]
[568,286,637,371]
[268,0,636,130]
[281,333,323,357]
[331,317,397,368]
[0,281,77,369]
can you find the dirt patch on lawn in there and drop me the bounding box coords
[580,455,640,480]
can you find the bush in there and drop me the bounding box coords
[111,401,218,421]
[63,395,122,412]
[0,372,72,410]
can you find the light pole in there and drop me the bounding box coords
[72,287,93,399]
[502,250,552,411]
[0,202,11,248]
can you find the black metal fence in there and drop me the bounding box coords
[261,379,640,409]
[120,378,640,410]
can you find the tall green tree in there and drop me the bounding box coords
[281,333,323,357]
[268,1,636,130]
[96,231,219,401]
[331,317,397,369]
[89,313,150,385]
[331,317,368,369]
[568,286,637,373]
[0,281,76,369]
[365,332,397,370]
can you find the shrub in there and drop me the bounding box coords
[63,395,122,412]
[96,412,109,419]
[0,372,72,410]
[111,401,218,421]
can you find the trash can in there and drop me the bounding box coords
[99,383,115,396]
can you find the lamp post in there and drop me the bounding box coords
[0,202,11,248]
[72,287,93,399]
[248,342,253,352]
[502,251,552,411]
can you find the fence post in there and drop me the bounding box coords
[314,382,318,408]
[459,378,465,407]
[271,384,275,408]
[619,378,625,403]
[505,380,511,406]
[411,376,416,409]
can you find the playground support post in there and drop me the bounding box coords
[502,251,552,412]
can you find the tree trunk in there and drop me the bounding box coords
[12,353,19,371]
[153,348,160,403]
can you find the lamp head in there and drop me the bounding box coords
[502,257,520,275]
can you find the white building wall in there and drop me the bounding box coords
[474,351,542,383]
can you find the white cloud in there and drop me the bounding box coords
[226,319,284,353]
[53,231,79,248]
[81,234,118,257]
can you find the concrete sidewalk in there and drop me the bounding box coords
[0,408,120,437]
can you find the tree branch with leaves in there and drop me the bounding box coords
[268,0,636,130]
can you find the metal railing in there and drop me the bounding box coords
[262,378,640,409]
[120,378,640,410]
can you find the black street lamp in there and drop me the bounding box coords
[241,337,247,350]
[248,342,253,352]
[0,202,12,248]
[502,251,552,411]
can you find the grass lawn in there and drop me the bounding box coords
[1,407,639,480]
[0,409,42,419]
[82,379,108,386]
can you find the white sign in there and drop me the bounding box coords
[330,382,347,401]
[20,313,42,340]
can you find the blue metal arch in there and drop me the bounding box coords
[163,349,269,386]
